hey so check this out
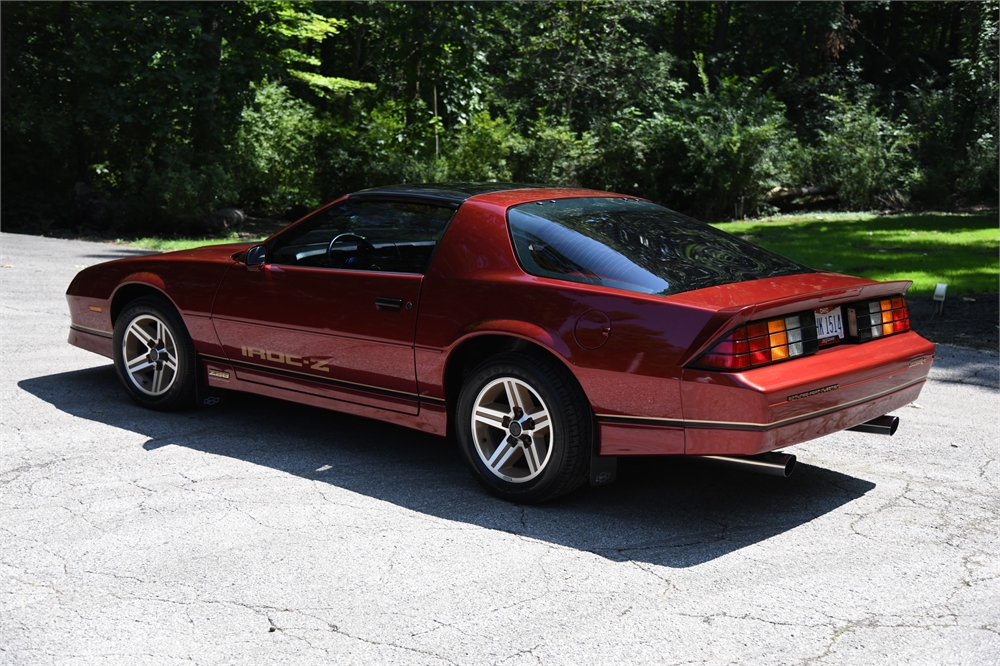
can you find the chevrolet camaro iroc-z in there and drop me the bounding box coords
[67,184,935,502]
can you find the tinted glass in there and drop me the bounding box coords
[270,200,455,273]
[508,198,812,296]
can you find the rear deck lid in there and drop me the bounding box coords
[667,272,914,368]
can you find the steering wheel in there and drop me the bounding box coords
[327,233,378,269]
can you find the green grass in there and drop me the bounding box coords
[121,233,265,252]
[712,211,999,295]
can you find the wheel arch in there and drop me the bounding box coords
[110,278,177,327]
[442,329,589,435]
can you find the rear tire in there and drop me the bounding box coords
[113,296,197,411]
[456,352,591,503]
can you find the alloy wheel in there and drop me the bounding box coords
[121,314,179,396]
[470,377,553,483]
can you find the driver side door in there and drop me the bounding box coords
[211,198,454,415]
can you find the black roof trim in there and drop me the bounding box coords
[348,182,557,206]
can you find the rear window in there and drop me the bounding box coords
[507,198,812,296]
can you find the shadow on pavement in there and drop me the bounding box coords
[78,250,158,260]
[927,344,1000,389]
[19,365,876,568]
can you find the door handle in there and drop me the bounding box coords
[375,297,403,310]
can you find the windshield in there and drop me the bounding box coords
[507,198,812,296]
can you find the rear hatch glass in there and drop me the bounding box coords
[507,198,812,296]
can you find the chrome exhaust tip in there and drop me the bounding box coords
[700,451,797,478]
[847,415,899,436]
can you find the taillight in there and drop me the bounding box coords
[695,313,819,370]
[693,295,913,372]
[846,297,911,341]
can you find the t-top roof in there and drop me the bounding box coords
[349,182,558,206]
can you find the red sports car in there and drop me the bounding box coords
[67,184,935,502]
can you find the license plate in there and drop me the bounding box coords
[815,306,845,342]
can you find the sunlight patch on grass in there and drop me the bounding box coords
[714,212,999,295]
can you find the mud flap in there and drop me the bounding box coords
[196,360,226,408]
[590,453,618,487]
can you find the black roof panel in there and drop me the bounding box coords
[350,182,556,206]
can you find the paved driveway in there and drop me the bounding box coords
[2,232,998,665]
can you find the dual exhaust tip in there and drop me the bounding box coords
[845,414,899,436]
[702,451,799,478]
[701,414,900,478]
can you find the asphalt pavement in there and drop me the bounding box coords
[2,231,998,665]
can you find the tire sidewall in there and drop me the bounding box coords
[456,354,582,503]
[112,296,197,411]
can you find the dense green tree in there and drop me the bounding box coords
[1,1,996,233]
[1,1,362,231]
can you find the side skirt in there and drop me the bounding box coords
[198,355,448,437]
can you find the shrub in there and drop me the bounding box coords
[637,77,794,219]
[232,80,324,217]
[814,93,919,209]
[442,110,518,182]
[950,4,1000,203]
[353,100,444,185]
[510,116,598,186]
[584,108,648,196]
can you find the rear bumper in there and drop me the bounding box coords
[682,378,924,455]
[598,331,934,456]
[685,331,934,455]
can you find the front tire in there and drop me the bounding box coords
[456,352,592,503]
[113,296,197,411]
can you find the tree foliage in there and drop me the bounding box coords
[1,0,996,234]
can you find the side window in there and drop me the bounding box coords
[269,200,455,273]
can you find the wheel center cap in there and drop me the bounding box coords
[508,421,523,437]
[149,349,160,362]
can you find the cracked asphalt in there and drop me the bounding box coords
[2,231,998,666]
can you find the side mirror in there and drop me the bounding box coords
[245,244,267,272]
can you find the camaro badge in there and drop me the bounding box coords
[787,384,839,402]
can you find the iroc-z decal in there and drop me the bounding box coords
[241,346,331,372]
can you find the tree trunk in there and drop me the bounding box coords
[345,21,367,120]
[564,0,586,120]
[886,0,903,62]
[673,2,687,58]
[708,1,731,89]
[672,2,689,86]
[947,1,963,59]
[60,2,87,184]
[192,6,223,165]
